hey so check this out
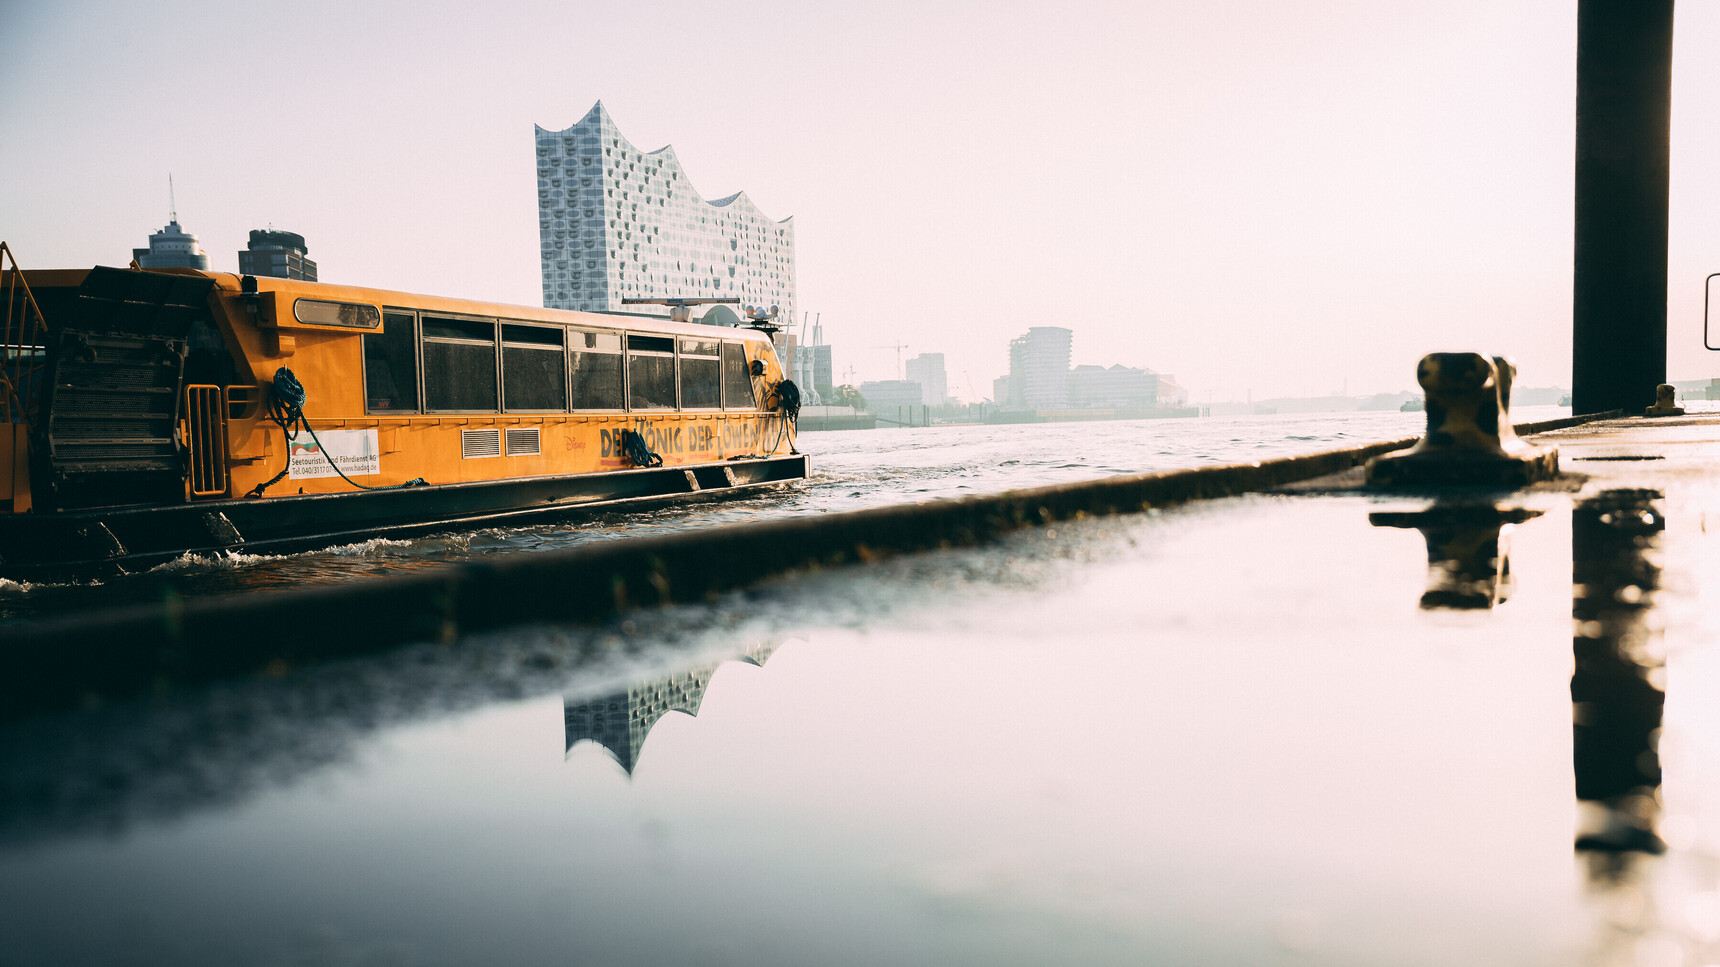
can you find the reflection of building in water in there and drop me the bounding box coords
[1571,489,1666,860]
[564,642,779,773]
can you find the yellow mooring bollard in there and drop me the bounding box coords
[1366,353,1559,488]
[1644,384,1684,417]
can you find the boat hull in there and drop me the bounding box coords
[0,454,809,576]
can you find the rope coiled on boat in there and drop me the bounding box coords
[619,429,663,468]
[771,378,801,456]
[776,378,802,422]
[244,367,427,498]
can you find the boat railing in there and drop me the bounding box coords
[0,242,48,426]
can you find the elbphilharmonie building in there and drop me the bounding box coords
[535,102,796,326]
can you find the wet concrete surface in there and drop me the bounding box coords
[5,413,1720,965]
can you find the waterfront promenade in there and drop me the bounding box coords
[4,411,1720,964]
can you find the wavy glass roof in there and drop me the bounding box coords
[535,102,796,324]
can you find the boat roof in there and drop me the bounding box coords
[18,266,779,343]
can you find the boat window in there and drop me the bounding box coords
[569,329,623,410]
[501,323,566,412]
[628,335,674,354]
[722,342,755,409]
[680,338,720,409]
[627,333,676,410]
[294,299,381,329]
[422,315,497,412]
[365,311,419,413]
[423,317,493,342]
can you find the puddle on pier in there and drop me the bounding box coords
[6,481,1720,966]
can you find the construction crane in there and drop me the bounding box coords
[869,342,909,380]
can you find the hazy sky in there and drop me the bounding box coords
[4,0,1719,400]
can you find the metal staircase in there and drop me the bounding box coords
[35,266,215,509]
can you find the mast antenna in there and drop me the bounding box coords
[168,174,178,223]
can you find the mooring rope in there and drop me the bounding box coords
[619,429,663,468]
[245,367,426,498]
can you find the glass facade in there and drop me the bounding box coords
[534,102,797,328]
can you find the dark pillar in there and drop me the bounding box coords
[1572,1,1675,415]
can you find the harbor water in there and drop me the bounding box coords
[17,405,1720,966]
[0,409,1467,620]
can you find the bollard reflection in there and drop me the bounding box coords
[1369,505,1542,610]
[564,640,781,774]
[1571,489,1666,864]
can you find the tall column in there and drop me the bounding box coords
[1572,0,1675,415]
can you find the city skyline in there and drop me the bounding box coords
[8,2,1720,400]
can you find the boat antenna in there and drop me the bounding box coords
[619,296,738,324]
[743,303,782,336]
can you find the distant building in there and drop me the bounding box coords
[858,379,924,416]
[998,328,1182,410]
[1155,373,1185,405]
[534,101,796,327]
[812,345,834,399]
[133,218,208,270]
[807,316,835,399]
[904,353,948,406]
[1070,364,1161,407]
[238,229,317,281]
[1007,327,1071,409]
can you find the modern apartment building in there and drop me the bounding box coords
[238,229,317,281]
[812,345,834,399]
[534,102,796,326]
[1006,327,1072,409]
[904,353,948,407]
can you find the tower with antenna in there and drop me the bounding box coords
[133,174,209,270]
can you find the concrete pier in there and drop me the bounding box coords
[0,412,1606,717]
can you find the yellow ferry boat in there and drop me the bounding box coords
[0,255,807,574]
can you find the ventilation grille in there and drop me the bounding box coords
[505,427,541,456]
[461,428,501,459]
